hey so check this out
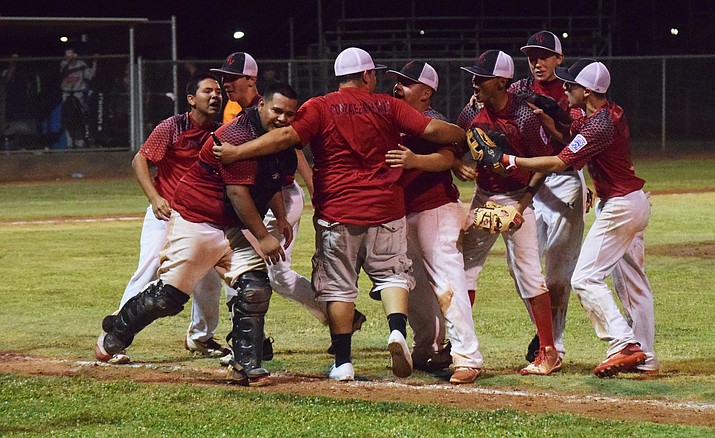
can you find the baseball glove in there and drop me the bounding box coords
[516,90,573,125]
[465,128,510,176]
[473,201,524,234]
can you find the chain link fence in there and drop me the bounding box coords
[2,54,714,155]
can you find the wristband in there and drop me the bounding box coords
[502,154,518,170]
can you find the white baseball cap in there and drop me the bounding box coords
[334,47,387,76]
[555,58,611,93]
[386,60,439,91]
[460,50,514,79]
[211,52,258,77]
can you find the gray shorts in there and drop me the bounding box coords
[311,216,414,303]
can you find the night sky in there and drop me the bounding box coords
[2,1,714,59]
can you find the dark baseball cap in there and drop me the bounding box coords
[520,30,563,56]
[555,58,611,93]
[210,52,258,77]
[460,50,514,79]
[386,60,439,91]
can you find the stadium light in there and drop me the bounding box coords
[60,36,68,43]
[562,32,569,39]
[233,31,245,40]
[670,28,679,36]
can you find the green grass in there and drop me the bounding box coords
[1,156,714,435]
[3,374,711,437]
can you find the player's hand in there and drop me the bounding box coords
[276,217,293,249]
[451,159,477,181]
[150,196,172,221]
[258,235,285,265]
[385,144,417,169]
[212,141,242,164]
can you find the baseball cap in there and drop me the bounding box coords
[520,30,563,56]
[210,52,258,77]
[555,58,611,93]
[460,50,514,79]
[334,47,387,76]
[386,60,439,91]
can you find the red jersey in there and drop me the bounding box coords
[558,102,644,199]
[402,108,460,213]
[291,87,431,225]
[172,107,287,227]
[509,76,584,155]
[139,112,220,203]
[469,94,551,193]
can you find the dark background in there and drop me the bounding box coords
[1,1,714,59]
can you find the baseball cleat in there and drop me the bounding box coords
[95,332,130,364]
[519,346,562,376]
[262,337,274,361]
[184,335,231,357]
[427,341,452,371]
[525,333,540,363]
[593,343,647,378]
[387,330,413,378]
[449,367,481,384]
[328,362,355,382]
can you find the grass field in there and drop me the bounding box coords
[1,157,714,436]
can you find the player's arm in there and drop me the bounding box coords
[516,172,546,214]
[295,148,314,199]
[385,144,455,172]
[268,190,293,249]
[419,119,465,145]
[225,184,285,265]
[131,152,171,220]
[213,126,301,164]
[503,155,569,174]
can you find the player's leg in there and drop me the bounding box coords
[119,206,168,308]
[312,218,362,381]
[414,202,483,377]
[535,173,585,359]
[98,212,229,359]
[365,217,415,379]
[406,211,445,370]
[571,193,648,376]
[265,183,328,324]
[611,192,658,373]
[185,270,229,357]
[502,200,560,375]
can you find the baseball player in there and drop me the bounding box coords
[94,72,229,364]
[211,53,367,362]
[96,82,299,386]
[456,50,561,375]
[384,60,483,384]
[473,59,658,377]
[212,47,465,381]
[508,30,587,362]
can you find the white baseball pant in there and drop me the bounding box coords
[571,189,657,370]
[527,170,586,356]
[407,201,483,369]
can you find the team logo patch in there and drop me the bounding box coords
[568,134,587,153]
[539,126,548,144]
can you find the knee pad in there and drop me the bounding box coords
[229,271,272,317]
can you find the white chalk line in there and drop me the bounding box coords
[7,354,714,413]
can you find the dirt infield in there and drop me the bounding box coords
[1,352,713,427]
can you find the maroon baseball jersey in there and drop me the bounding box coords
[558,102,644,199]
[469,94,551,193]
[291,87,431,225]
[172,107,285,227]
[402,108,460,214]
[139,112,221,204]
[510,77,584,155]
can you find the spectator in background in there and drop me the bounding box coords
[59,47,98,147]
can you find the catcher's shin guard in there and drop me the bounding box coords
[102,281,189,355]
[228,271,272,375]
